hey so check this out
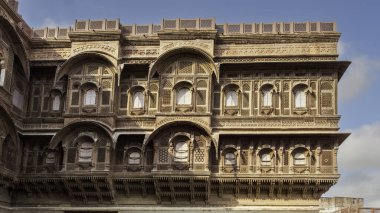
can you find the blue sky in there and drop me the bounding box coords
[18,0,380,207]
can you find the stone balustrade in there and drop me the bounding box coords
[30,18,337,39]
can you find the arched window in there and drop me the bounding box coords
[128,152,141,165]
[132,91,144,109]
[78,142,93,163]
[225,90,238,107]
[294,152,306,165]
[84,89,96,105]
[177,88,192,105]
[174,142,188,162]
[262,87,272,107]
[52,95,60,111]
[261,153,272,166]
[224,153,236,165]
[294,88,306,108]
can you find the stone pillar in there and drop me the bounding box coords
[315,146,321,173]
[0,59,5,87]
[105,143,111,171]
[204,139,210,171]
[152,140,159,171]
[62,146,68,171]
[333,142,339,174]
[278,146,283,173]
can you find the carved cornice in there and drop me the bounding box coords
[216,33,341,45]
[68,30,122,42]
[158,30,217,40]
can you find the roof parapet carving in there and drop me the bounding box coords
[31,18,338,40]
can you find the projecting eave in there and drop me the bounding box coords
[218,132,350,145]
[220,61,351,81]
[216,33,341,44]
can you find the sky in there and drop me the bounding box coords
[18,0,380,207]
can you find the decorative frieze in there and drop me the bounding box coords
[30,48,71,61]
[155,115,211,131]
[215,42,337,58]
[160,40,214,56]
[212,116,339,129]
[71,41,119,58]
[121,46,159,58]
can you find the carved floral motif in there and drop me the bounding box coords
[215,42,337,57]
[71,41,119,57]
[160,40,214,56]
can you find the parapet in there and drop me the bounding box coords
[31,18,337,40]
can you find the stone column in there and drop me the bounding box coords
[152,140,159,171]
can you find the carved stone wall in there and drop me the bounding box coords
[0,3,350,210]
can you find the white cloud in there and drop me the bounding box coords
[337,40,347,59]
[325,122,380,207]
[339,56,380,102]
[41,17,70,28]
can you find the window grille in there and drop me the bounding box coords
[132,91,144,108]
[174,142,188,162]
[261,153,271,166]
[78,142,93,163]
[84,89,96,105]
[294,152,306,165]
[262,88,272,107]
[128,152,141,165]
[226,90,238,107]
[52,95,60,111]
[294,89,306,108]
[177,88,192,105]
[225,153,236,165]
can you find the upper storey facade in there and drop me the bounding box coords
[0,1,350,209]
[0,17,349,135]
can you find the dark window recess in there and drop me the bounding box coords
[295,73,306,76]
[97,148,106,162]
[67,148,77,163]
[71,92,79,105]
[37,153,44,165]
[43,97,49,110]
[149,93,157,108]
[102,91,110,105]
[120,93,128,108]
[243,93,250,108]
[213,93,220,108]
[32,97,40,111]
[197,90,206,105]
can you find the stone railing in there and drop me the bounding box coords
[74,19,120,31]
[217,22,337,34]
[31,19,120,40]
[31,19,337,39]
[31,27,71,39]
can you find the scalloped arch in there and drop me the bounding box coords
[148,47,218,83]
[55,51,118,83]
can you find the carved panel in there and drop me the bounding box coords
[71,41,119,58]
[215,42,337,57]
[30,48,71,61]
[160,40,214,56]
